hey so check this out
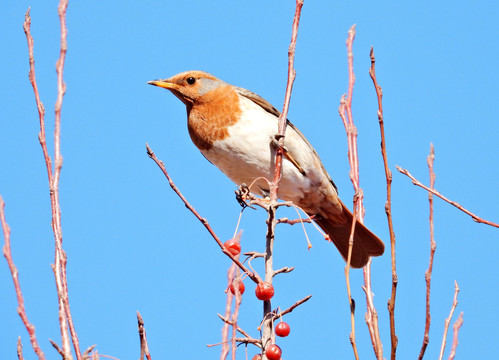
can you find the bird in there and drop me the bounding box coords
[148,70,384,268]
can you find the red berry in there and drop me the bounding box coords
[275,321,290,337]
[251,355,262,360]
[255,281,274,300]
[223,239,241,256]
[265,344,282,360]
[229,280,245,295]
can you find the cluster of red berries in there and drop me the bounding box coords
[224,239,290,360]
[249,321,291,359]
[263,321,291,359]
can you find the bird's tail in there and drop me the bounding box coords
[314,201,385,268]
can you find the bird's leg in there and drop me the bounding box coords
[271,135,306,175]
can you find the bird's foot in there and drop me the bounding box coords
[235,184,257,210]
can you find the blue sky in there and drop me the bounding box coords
[1,1,498,359]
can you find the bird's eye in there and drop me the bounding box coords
[186,77,196,85]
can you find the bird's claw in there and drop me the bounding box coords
[235,184,257,210]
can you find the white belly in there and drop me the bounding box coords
[200,95,328,205]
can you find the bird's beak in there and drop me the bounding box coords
[147,79,178,90]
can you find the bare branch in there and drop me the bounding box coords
[231,261,243,359]
[243,251,265,259]
[271,0,303,197]
[448,313,464,360]
[270,295,312,320]
[396,165,499,228]
[2,197,46,360]
[276,217,312,225]
[208,338,261,348]
[338,25,360,360]
[339,25,383,359]
[82,345,96,359]
[49,340,64,358]
[273,267,295,277]
[221,263,236,360]
[439,281,460,360]
[23,8,51,180]
[55,2,82,359]
[24,3,81,359]
[217,314,255,341]
[137,311,152,360]
[369,47,398,360]
[146,144,261,285]
[418,144,437,360]
[17,337,24,360]
[261,2,303,357]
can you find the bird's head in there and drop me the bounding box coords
[148,71,226,106]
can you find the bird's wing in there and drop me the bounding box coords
[235,86,338,192]
[235,86,281,117]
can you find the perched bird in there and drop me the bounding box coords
[148,71,384,268]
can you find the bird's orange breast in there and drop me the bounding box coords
[187,85,241,151]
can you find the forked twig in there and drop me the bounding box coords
[82,345,96,359]
[338,25,360,360]
[438,281,460,360]
[339,25,383,360]
[23,3,81,359]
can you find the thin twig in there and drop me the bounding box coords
[338,26,360,360]
[273,267,294,276]
[55,2,81,359]
[448,312,463,360]
[137,312,152,360]
[231,269,242,360]
[396,166,499,228]
[1,197,46,360]
[369,46,398,360]
[17,337,24,360]
[49,340,65,358]
[270,295,312,320]
[438,281,460,360]
[228,234,243,360]
[217,314,255,341]
[23,8,51,180]
[261,2,303,357]
[221,262,236,360]
[82,345,96,359]
[208,338,261,347]
[146,144,261,285]
[276,217,312,225]
[221,231,242,360]
[418,144,437,360]
[24,3,80,359]
[340,24,384,360]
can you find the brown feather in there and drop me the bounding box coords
[313,201,385,268]
[187,85,241,150]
